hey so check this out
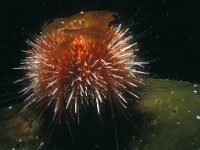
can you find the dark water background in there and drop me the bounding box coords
[0,0,199,150]
[0,0,199,83]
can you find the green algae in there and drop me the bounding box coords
[131,78,200,150]
[0,78,200,150]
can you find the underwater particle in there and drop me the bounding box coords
[196,115,200,120]
[15,11,147,121]
[176,121,181,125]
[40,142,44,146]
[193,90,198,94]
[35,136,39,140]
[18,138,22,142]
[37,141,45,150]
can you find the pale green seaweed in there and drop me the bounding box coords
[131,78,200,150]
[0,78,200,150]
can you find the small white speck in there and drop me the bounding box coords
[194,84,197,87]
[176,121,181,125]
[40,142,45,146]
[19,138,22,142]
[35,136,39,140]
[12,148,15,150]
[170,91,174,94]
[61,21,64,24]
[80,11,84,14]
[196,115,200,120]
[9,106,12,109]
[193,90,198,94]
[188,109,191,113]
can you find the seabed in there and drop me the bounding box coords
[1,78,200,150]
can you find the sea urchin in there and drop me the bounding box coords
[14,11,147,121]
